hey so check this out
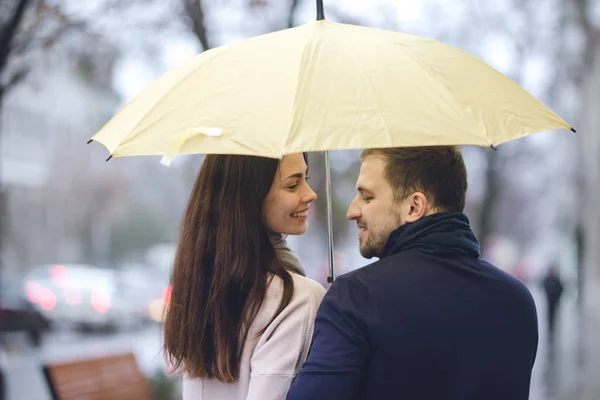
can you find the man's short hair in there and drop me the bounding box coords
[360,146,467,213]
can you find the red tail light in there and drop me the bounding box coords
[25,281,42,304]
[91,290,111,313]
[39,288,56,311]
[162,285,172,306]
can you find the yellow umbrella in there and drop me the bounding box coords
[90,0,572,281]
[90,11,572,162]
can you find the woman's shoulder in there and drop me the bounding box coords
[291,273,327,301]
[265,273,326,305]
[250,273,325,336]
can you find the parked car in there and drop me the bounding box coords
[115,262,171,324]
[22,264,147,332]
[1,276,50,347]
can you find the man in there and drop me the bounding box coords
[287,146,538,400]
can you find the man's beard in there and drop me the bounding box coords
[359,213,404,259]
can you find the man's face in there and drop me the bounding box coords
[346,156,407,259]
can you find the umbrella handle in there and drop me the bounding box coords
[316,0,325,20]
[325,151,334,283]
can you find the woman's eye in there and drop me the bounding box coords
[287,184,299,190]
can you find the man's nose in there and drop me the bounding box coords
[346,196,361,220]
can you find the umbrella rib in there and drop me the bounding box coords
[226,137,264,154]
[123,50,226,147]
[117,107,180,150]
[285,36,317,151]
[346,47,394,146]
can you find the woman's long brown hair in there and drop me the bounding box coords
[163,154,303,383]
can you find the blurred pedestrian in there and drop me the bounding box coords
[163,154,325,400]
[288,146,539,400]
[542,265,564,336]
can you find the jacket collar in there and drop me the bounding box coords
[381,212,480,259]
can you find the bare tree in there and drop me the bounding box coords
[0,0,31,104]
[0,0,108,276]
[1,0,32,276]
[1,0,109,273]
[1,0,98,104]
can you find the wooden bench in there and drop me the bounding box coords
[43,352,153,400]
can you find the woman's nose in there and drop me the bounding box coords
[303,184,317,203]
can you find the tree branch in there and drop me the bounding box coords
[573,0,592,36]
[0,0,31,73]
[182,0,210,51]
[1,65,29,93]
[287,0,300,28]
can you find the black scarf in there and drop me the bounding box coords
[381,212,480,259]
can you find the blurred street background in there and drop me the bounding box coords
[1,0,599,399]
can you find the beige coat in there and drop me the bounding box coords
[182,273,326,400]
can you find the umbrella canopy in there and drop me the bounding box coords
[90,19,572,163]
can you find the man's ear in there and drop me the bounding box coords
[405,192,429,223]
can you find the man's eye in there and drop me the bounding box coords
[363,197,373,201]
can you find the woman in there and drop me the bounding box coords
[163,153,326,400]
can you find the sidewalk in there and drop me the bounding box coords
[581,303,600,399]
[528,285,583,400]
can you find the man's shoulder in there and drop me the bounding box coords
[477,258,536,301]
[331,257,407,299]
[343,251,535,300]
[341,249,429,282]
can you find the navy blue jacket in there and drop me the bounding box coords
[287,213,538,400]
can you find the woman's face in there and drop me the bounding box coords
[263,153,317,235]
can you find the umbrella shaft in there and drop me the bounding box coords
[325,151,334,283]
[316,0,325,20]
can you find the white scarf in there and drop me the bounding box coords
[269,233,306,276]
